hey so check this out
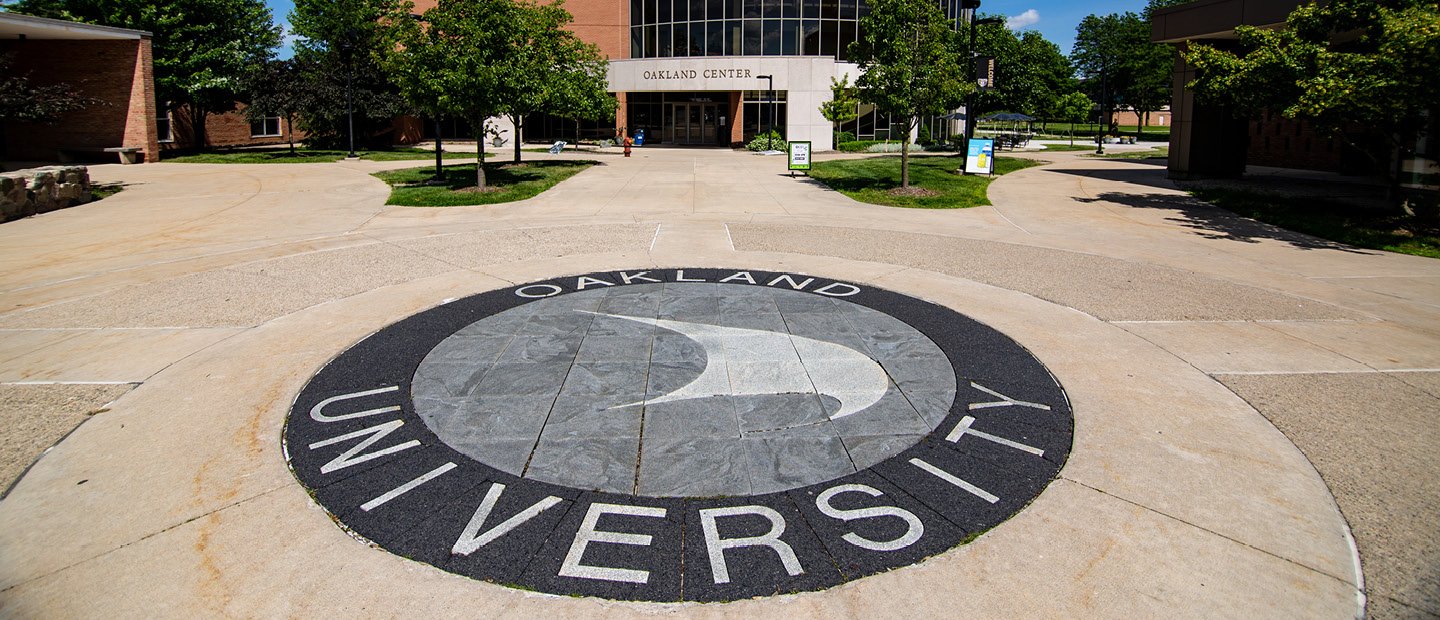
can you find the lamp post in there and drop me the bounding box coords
[338,27,361,159]
[1095,63,1107,155]
[756,74,774,151]
[959,2,1002,155]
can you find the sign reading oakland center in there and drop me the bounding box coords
[285,269,1072,601]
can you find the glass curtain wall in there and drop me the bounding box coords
[632,0,866,59]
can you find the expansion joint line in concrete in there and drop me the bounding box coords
[1057,476,1362,594]
[0,482,293,595]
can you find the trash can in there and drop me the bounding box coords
[634,129,646,146]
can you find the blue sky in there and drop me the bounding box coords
[263,0,1152,59]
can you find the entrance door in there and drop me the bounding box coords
[671,103,720,145]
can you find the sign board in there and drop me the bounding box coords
[975,56,997,90]
[966,138,995,175]
[788,141,812,172]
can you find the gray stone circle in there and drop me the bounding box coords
[410,282,957,497]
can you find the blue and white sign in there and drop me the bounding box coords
[966,138,995,175]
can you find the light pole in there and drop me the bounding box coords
[960,2,1002,156]
[1096,63,1108,155]
[757,74,773,151]
[339,28,360,159]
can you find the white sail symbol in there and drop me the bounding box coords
[579,311,890,419]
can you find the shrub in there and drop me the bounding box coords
[747,131,787,152]
[838,140,882,152]
[834,131,856,144]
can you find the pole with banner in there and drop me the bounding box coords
[788,141,812,177]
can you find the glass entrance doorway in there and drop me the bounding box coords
[670,103,720,145]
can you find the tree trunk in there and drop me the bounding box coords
[512,115,523,163]
[286,111,296,154]
[476,126,488,190]
[193,104,208,152]
[900,116,913,188]
[433,116,444,180]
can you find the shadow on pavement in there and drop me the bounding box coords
[1074,189,1377,254]
[1048,164,1177,191]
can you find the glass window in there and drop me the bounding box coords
[782,19,799,54]
[644,0,658,22]
[763,19,781,54]
[250,116,281,137]
[645,24,658,56]
[632,0,644,23]
[673,0,687,22]
[690,22,705,55]
[763,0,780,18]
[726,20,742,54]
[802,20,820,55]
[707,21,724,55]
[709,0,724,20]
[658,0,671,22]
[857,0,869,17]
[156,110,173,142]
[744,19,761,54]
[820,19,837,56]
[744,0,761,19]
[673,22,688,56]
[632,26,644,57]
[658,24,672,56]
[782,0,800,19]
[726,0,742,19]
[820,0,837,19]
[803,0,819,19]
[838,0,855,19]
[691,0,705,22]
[837,19,856,60]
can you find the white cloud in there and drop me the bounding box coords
[1006,9,1040,30]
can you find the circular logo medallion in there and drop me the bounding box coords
[285,269,1072,601]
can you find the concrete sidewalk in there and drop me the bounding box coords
[0,148,1434,618]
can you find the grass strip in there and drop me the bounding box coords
[162,147,480,164]
[809,155,1041,209]
[1189,187,1440,259]
[375,160,596,207]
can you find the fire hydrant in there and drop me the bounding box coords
[623,135,633,157]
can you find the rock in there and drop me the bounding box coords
[0,166,92,222]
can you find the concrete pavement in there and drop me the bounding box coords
[0,147,1435,617]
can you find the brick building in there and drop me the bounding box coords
[1,13,159,163]
[2,12,306,164]
[409,0,980,149]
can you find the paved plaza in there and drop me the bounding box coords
[0,147,1436,617]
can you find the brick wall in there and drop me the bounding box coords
[1111,108,1172,127]
[162,104,307,151]
[410,0,628,59]
[1247,111,1343,172]
[1,38,159,163]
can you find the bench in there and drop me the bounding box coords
[58,146,142,165]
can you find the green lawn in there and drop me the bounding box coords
[162,147,480,164]
[1086,146,1169,159]
[375,160,597,206]
[1039,144,1097,152]
[1190,187,1440,259]
[1025,122,1171,143]
[810,155,1042,209]
[91,183,124,200]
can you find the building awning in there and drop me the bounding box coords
[1149,0,1299,43]
[0,11,151,40]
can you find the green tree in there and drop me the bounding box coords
[242,58,305,154]
[8,0,281,149]
[289,0,410,149]
[388,0,518,190]
[548,52,618,151]
[1054,91,1094,145]
[819,75,860,147]
[851,0,970,187]
[0,54,96,122]
[499,0,611,163]
[1184,0,1439,196]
